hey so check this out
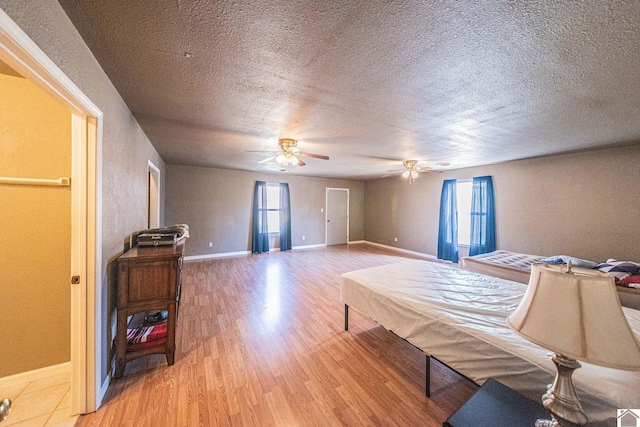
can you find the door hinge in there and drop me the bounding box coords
[71,276,80,284]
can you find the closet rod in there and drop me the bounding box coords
[0,176,70,187]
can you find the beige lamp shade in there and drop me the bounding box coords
[507,264,640,370]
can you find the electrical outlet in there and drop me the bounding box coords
[208,242,213,247]
[302,235,306,240]
[394,237,398,242]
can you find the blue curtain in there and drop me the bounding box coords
[251,181,269,254]
[437,179,458,263]
[279,183,292,251]
[469,176,496,256]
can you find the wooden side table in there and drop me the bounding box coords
[115,240,185,379]
[444,378,548,427]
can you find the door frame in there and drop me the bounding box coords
[0,8,102,413]
[325,187,349,245]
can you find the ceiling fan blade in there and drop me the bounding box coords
[296,158,306,166]
[417,167,433,173]
[258,156,276,164]
[386,169,404,173]
[299,152,329,160]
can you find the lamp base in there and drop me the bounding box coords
[536,353,588,427]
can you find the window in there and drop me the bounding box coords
[252,181,291,253]
[456,180,473,246]
[266,184,280,233]
[438,176,496,262]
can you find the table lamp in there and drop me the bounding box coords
[506,262,640,427]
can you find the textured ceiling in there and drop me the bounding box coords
[58,0,640,179]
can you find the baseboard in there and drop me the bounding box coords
[184,250,250,261]
[0,362,71,387]
[185,243,335,260]
[292,243,326,250]
[99,371,110,405]
[184,241,435,261]
[360,240,438,260]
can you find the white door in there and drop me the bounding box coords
[326,188,349,245]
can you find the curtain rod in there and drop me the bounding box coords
[0,176,70,187]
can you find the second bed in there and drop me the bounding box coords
[341,260,640,426]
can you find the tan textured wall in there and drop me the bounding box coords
[0,74,71,376]
[165,165,364,256]
[0,1,165,382]
[365,144,640,263]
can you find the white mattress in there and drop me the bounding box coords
[460,250,544,283]
[341,260,640,426]
[461,250,640,310]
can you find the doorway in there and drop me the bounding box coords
[0,62,74,424]
[0,6,102,416]
[148,161,160,229]
[326,188,349,246]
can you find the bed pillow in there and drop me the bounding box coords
[538,255,598,269]
[595,259,640,282]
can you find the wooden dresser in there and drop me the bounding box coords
[115,239,185,379]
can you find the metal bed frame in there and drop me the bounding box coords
[344,304,477,398]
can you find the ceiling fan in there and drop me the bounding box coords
[256,138,329,167]
[385,160,433,184]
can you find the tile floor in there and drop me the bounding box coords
[1,372,77,426]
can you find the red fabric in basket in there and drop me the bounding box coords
[126,323,167,351]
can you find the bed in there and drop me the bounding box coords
[461,250,640,310]
[341,260,640,426]
[459,250,544,283]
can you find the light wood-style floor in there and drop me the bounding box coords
[77,244,477,426]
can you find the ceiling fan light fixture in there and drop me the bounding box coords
[398,160,422,184]
[278,138,297,151]
[257,138,328,167]
[403,160,418,169]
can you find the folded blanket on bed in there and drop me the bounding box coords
[538,255,598,269]
[596,259,640,282]
[618,275,640,288]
